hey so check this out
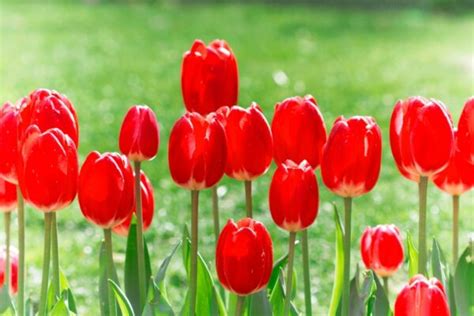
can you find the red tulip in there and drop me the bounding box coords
[168,112,226,190]
[216,218,273,296]
[321,116,382,197]
[269,160,319,232]
[119,105,160,162]
[272,95,327,169]
[113,171,154,236]
[390,97,454,182]
[0,102,20,184]
[18,126,78,212]
[78,152,135,228]
[215,103,272,180]
[181,39,238,115]
[394,275,450,316]
[0,178,17,212]
[0,246,18,295]
[360,225,404,277]
[457,97,474,164]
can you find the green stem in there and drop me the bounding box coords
[104,229,117,316]
[133,161,147,308]
[212,186,220,242]
[301,229,312,316]
[189,190,199,316]
[51,212,60,298]
[452,195,459,266]
[418,176,428,275]
[39,213,53,316]
[244,180,252,218]
[4,212,11,293]
[17,187,25,316]
[341,197,352,316]
[234,295,245,316]
[383,277,389,298]
[284,232,297,316]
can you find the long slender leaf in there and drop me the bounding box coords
[0,285,15,315]
[348,268,376,316]
[50,297,70,316]
[454,244,474,316]
[329,203,345,316]
[372,274,390,316]
[269,268,298,316]
[268,254,289,295]
[143,279,174,316]
[109,280,135,316]
[406,232,418,278]
[248,289,272,316]
[431,238,449,290]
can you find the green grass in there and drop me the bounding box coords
[1,2,473,314]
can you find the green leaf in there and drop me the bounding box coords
[155,241,181,301]
[372,274,391,316]
[269,268,298,316]
[454,244,474,316]
[247,289,272,316]
[25,298,34,316]
[348,268,376,316]
[50,297,71,316]
[0,285,15,315]
[268,254,289,294]
[109,280,135,316]
[431,239,450,293]
[142,279,174,316]
[329,203,345,316]
[447,273,457,316]
[406,232,418,278]
[99,240,117,316]
[47,269,78,313]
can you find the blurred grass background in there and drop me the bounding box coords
[1,1,473,314]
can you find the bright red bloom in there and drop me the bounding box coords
[394,275,450,316]
[113,171,154,236]
[321,116,382,197]
[457,97,474,164]
[181,39,238,115]
[0,102,21,184]
[0,246,18,295]
[269,160,319,232]
[119,105,160,162]
[18,126,78,212]
[216,103,272,180]
[0,178,17,212]
[390,97,454,182]
[360,224,404,277]
[272,95,327,169]
[78,152,135,229]
[216,218,273,296]
[168,112,226,190]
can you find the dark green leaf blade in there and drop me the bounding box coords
[454,244,474,316]
[109,280,135,316]
[329,203,345,315]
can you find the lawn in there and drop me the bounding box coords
[1,2,473,314]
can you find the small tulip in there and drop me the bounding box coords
[457,97,473,164]
[216,103,272,180]
[216,218,273,296]
[113,171,154,236]
[272,95,327,169]
[119,105,160,162]
[321,116,382,198]
[0,178,17,212]
[360,225,404,277]
[168,112,227,190]
[78,152,135,228]
[181,39,238,115]
[269,160,319,232]
[0,246,18,295]
[0,102,21,184]
[390,97,454,182]
[394,275,450,316]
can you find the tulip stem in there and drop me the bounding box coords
[235,295,245,316]
[418,176,428,275]
[133,161,147,309]
[342,197,352,316]
[383,277,389,298]
[104,229,117,316]
[284,232,297,316]
[17,187,25,316]
[212,186,220,242]
[189,190,199,316]
[51,212,60,298]
[245,180,252,218]
[452,195,459,266]
[301,229,312,316]
[39,213,53,316]
[4,212,11,294]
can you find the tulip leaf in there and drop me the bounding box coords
[50,297,71,316]
[143,279,174,316]
[269,268,298,316]
[348,267,376,316]
[155,241,181,300]
[431,238,449,293]
[406,232,418,278]
[269,254,289,293]
[99,240,119,316]
[0,285,15,315]
[372,273,391,316]
[454,244,474,316]
[25,298,34,316]
[447,273,457,316]
[247,289,272,316]
[47,269,77,314]
[329,203,345,316]
[109,280,135,316]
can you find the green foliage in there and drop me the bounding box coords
[454,244,474,316]
[407,233,418,278]
[269,269,298,316]
[109,280,135,316]
[47,270,78,314]
[99,240,120,316]
[0,285,15,315]
[329,204,344,316]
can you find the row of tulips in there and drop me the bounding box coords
[0,38,473,316]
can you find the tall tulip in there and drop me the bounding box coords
[168,112,226,315]
[0,178,16,297]
[321,115,382,316]
[394,275,450,316]
[390,96,454,275]
[0,246,18,295]
[216,218,273,315]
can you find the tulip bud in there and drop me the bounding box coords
[0,102,21,184]
[321,116,382,197]
[272,95,327,169]
[168,112,226,190]
[269,160,319,232]
[216,218,273,296]
[78,152,135,228]
[360,225,404,277]
[394,275,450,316]
[390,97,454,182]
[119,105,160,162]
[216,103,272,180]
[113,171,154,236]
[0,178,17,212]
[0,246,18,295]
[457,97,473,164]
[181,39,238,115]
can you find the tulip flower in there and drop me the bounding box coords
[0,177,16,298]
[390,96,454,276]
[321,115,382,316]
[216,102,272,218]
[0,246,18,295]
[0,102,20,184]
[168,111,226,314]
[216,218,273,315]
[394,275,450,316]
[456,97,473,164]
